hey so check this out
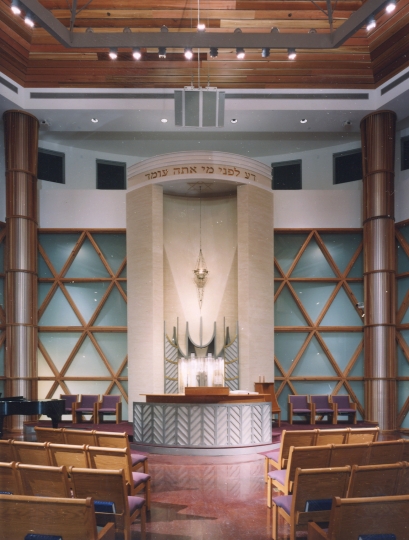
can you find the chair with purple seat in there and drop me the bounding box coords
[288,395,315,425]
[310,395,337,424]
[60,394,79,417]
[271,465,351,540]
[72,394,99,424]
[331,394,357,424]
[94,395,122,424]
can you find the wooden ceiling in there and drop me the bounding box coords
[1,0,409,89]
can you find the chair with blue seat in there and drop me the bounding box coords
[288,395,315,424]
[310,395,337,424]
[272,465,351,540]
[72,394,99,424]
[331,394,357,424]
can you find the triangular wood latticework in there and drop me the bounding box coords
[274,229,365,421]
[37,229,128,418]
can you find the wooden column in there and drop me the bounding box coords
[3,110,39,431]
[360,110,397,431]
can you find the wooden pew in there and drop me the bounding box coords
[346,462,404,498]
[87,445,151,510]
[396,461,409,495]
[272,466,350,540]
[0,493,115,540]
[70,467,146,540]
[11,441,51,466]
[264,429,318,481]
[0,461,21,495]
[315,428,348,445]
[366,439,404,465]
[93,430,148,474]
[34,426,65,444]
[345,426,379,443]
[16,463,71,498]
[267,444,332,506]
[307,494,409,540]
[48,443,89,468]
[0,439,14,462]
[329,442,370,467]
[64,428,97,446]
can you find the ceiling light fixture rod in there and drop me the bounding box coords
[16,0,391,50]
[69,0,78,37]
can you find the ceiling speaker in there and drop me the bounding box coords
[175,87,225,127]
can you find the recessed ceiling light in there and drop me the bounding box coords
[197,23,206,31]
[24,13,35,27]
[91,118,98,123]
[231,119,238,124]
[161,118,168,123]
[386,0,396,13]
[300,119,307,124]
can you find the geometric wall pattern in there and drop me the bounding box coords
[0,224,5,398]
[274,230,364,421]
[133,401,272,448]
[37,230,128,419]
[395,220,409,429]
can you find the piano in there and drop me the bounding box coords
[0,396,65,437]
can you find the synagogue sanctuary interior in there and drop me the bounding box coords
[1,0,409,539]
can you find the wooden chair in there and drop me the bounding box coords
[72,394,99,423]
[315,428,348,445]
[264,429,318,481]
[94,430,148,474]
[0,493,115,540]
[0,461,21,495]
[346,426,379,443]
[347,462,404,498]
[70,467,146,540]
[94,395,122,424]
[267,444,332,505]
[288,395,315,424]
[0,439,14,462]
[329,442,370,468]
[331,395,357,424]
[87,445,151,510]
[64,428,97,446]
[16,462,72,497]
[11,441,51,466]
[254,382,281,426]
[48,443,89,468]
[272,466,351,540]
[310,395,337,424]
[60,393,79,415]
[34,426,65,444]
[366,440,404,465]
[307,495,409,540]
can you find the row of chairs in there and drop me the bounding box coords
[0,493,115,540]
[264,427,380,479]
[267,439,409,505]
[60,394,122,424]
[271,463,409,540]
[308,494,409,540]
[0,440,151,509]
[0,462,145,540]
[288,394,357,424]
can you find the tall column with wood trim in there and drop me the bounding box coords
[360,110,397,431]
[3,110,39,431]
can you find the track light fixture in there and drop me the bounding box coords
[132,47,141,60]
[10,0,21,15]
[262,47,270,58]
[197,22,206,31]
[184,47,193,60]
[209,47,218,58]
[109,48,118,59]
[236,47,245,59]
[24,11,34,27]
[158,47,167,58]
[366,17,376,31]
[288,48,297,60]
[386,0,396,13]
